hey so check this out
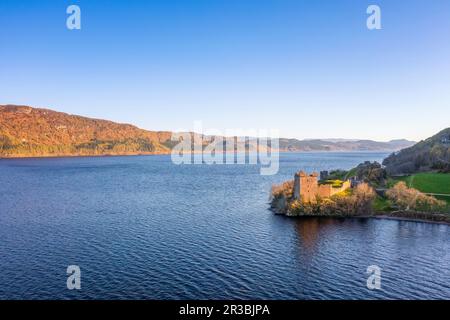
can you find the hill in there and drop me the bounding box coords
[0,104,415,158]
[383,128,450,174]
[278,138,414,152]
[0,105,172,157]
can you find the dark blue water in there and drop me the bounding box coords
[0,152,449,300]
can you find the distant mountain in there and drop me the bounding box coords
[0,105,415,158]
[277,138,415,152]
[383,128,450,174]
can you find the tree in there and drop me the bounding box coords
[271,180,294,200]
[386,181,445,212]
[353,183,376,213]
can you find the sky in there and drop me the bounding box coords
[1,0,449,141]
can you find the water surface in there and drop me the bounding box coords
[0,152,449,299]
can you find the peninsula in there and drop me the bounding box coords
[271,128,450,224]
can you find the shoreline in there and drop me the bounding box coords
[276,210,450,226]
[369,215,450,225]
[0,152,172,160]
[0,150,395,160]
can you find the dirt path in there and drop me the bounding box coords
[409,174,415,188]
[424,193,450,197]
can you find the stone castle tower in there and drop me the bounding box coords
[294,171,320,202]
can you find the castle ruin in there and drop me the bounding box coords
[293,171,351,202]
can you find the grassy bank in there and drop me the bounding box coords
[389,172,450,210]
[391,172,450,194]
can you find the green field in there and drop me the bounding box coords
[391,173,450,194]
[389,173,450,210]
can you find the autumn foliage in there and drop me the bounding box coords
[271,180,294,200]
[386,181,446,212]
[288,183,376,216]
[0,105,173,157]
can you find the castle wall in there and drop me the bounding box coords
[317,184,333,198]
[321,180,351,197]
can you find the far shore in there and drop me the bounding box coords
[0,152,173,160]
[0,149,395,160]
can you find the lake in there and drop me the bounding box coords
[0,152,449,299]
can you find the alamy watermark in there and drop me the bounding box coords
[65,5,380,31]
[170,122,279,175]
[367,5,382,30]
[366,265,382,290]
[66,5,81,30]
[67,265,81,290]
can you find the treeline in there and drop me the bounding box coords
[0,137,158,157]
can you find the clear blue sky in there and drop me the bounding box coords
[1,0,449,141]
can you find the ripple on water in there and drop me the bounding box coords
[0,154,449,299]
